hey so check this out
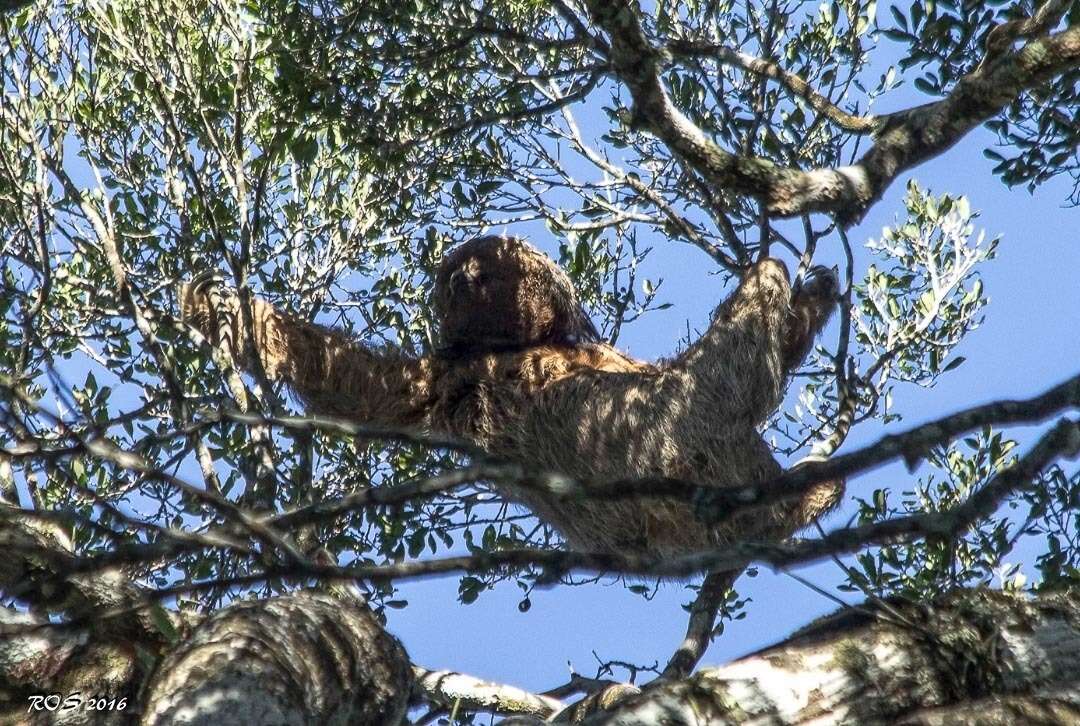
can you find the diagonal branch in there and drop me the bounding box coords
[667,40,880,134]
[716,370,1080,517]
[29,416,1074,606]
[582,0,1080,225]
[980,0,1073,70]
[587,591,1080,725]
[660,570,736,680]
[413,665,564,719]
[0,503,185,648]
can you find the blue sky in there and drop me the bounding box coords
[385,123,1080,689]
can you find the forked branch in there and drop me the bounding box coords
[581,0,1080,224]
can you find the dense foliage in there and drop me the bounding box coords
[1,0,1077,647]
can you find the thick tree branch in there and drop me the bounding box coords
[10,587,1079,725]
[577,591,1080,724]
[0,608,146,725]
[979,0,1073,71]
[141,591,412,725]
[0,503,183,648]
[413,665,564,719]
[582,0,1080,224]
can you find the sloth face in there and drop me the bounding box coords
[432,236,598,355]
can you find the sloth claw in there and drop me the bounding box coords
[187,270,226,296]
[797,265,840,302]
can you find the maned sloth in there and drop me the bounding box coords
[182,236,842,557]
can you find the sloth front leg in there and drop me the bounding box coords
[675,259,796,423]
[667,259,838,425]
[784,265,840,370]
[180,276,433,429]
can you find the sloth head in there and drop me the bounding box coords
[432,236,600,355]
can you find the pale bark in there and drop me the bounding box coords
[571,590,1080,725]
[0,609,139,726]
[413,665,563,719]
[0,520,412,726]
[0,504,184,647]
[581,0,1080,225]
[141,591,412,726]
[5,587,1078,725]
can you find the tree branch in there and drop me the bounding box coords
[413,665,564,719]
[0,503,184,648]
[141,591,412,725]
[715,370,1080,517]
[28,417,1071,610]
[660,570,737,680]
[8,371,1079,587]
[667,40,880,134]
[578,590,1080,724]
[582,0,1080,224]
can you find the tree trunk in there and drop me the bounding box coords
[4,588,1078,725]
[569,589,1080,725]
[3,591,411,726]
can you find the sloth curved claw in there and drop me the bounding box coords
[796,265,840,302]
[186,270,227,296]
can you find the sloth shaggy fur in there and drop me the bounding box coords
[182,236,842,557]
